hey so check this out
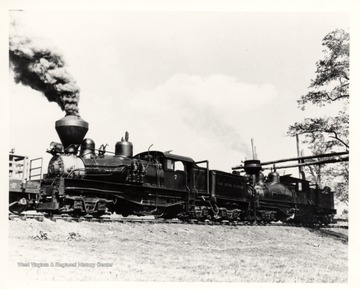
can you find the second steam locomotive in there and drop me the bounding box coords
[36,115,336,225]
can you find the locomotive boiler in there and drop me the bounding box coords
[36,115,337,225]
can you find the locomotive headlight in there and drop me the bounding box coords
[48,155,85,177]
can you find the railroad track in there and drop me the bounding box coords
[8,212,265,226]
[8,212,348,229]
[318,228,348,240]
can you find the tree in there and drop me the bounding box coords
[288,29,349,204]
[297,29,349,109]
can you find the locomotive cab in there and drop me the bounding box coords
[162,152,194,191]
[135,151,196,191]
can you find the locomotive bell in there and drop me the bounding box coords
[55,115,89,152]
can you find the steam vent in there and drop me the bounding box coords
[55,115,89,150]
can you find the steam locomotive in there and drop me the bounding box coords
[36,115,336,225]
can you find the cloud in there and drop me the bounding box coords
[161,74,277,109]
[118,73,278,166]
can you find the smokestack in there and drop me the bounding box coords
[55,115,88,152]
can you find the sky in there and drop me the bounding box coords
[6,5,351,176]
[2,1,360,287]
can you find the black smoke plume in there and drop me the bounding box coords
[9,32,80,116]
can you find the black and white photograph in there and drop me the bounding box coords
[2,0,359,285]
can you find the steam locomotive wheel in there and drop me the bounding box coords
[9,198,28,214]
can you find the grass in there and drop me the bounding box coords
[8,219,347,282]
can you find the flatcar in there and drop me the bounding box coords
[9,152,42,214]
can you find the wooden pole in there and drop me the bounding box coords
[251,138,255,160]
[261,156,349,170]
[296,134,302,178]
[232,151,348,170]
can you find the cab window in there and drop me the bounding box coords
[165,159,185,171]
